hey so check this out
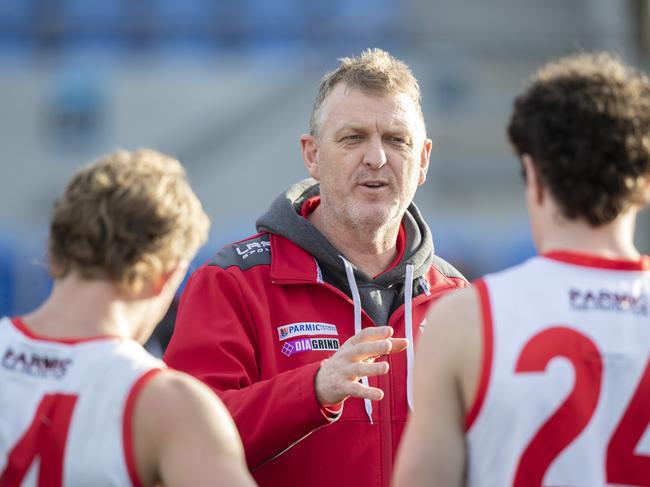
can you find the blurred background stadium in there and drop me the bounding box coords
[1,0,649,354]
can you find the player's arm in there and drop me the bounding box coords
[393,287,482,487]
[133,369,257,487]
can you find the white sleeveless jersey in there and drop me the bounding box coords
[0,316,162,487]
[466,251,650,487]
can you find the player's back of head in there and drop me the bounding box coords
[48,149,210,294]
[508,52,650,225]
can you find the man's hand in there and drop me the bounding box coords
[315,326,409,406]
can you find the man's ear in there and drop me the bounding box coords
[418,138,433,185]
[522,154,544,205]
[301,134,320,180]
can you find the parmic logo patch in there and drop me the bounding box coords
[281,337,340,357]
[277,322,338,341]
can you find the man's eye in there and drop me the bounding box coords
[388,136,406,144]
[343,135,362,140]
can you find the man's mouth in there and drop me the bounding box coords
[359,181,388,189]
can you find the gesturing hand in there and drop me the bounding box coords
[314,326,409,407]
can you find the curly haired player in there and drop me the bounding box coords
[394,52,650,487]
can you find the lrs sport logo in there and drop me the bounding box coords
[281,338,340,357]
[234,240,270,260]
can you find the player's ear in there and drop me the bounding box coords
[154,261,190,297]
[301,134,320,180]
[135,264,183,300]
[641,175,650,203]
[150,272,171,297]
[522,154,544,205]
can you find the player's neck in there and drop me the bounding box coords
[308,206,400,277]
[538,209,640,260]
[20,274,134,340]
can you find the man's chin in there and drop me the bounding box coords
[351,208,401,230]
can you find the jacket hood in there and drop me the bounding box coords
[256,178,434,290]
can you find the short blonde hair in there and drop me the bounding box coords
[309,48,425,136]
[49,149,210,293]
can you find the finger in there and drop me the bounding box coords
[350,361,390,378]
[346,326,394,347]
[386,337,409,354]
[348,339,392,361]
[345,381,384,401]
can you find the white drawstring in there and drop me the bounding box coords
[314,258,324,283]
[340,256,373,424]
[405,264,415,410]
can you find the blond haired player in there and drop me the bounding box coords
[394,53,650,486]
[0,150,256,487]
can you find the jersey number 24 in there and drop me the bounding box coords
[513,326,649,487]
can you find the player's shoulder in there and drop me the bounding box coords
[429,285,478,321]
[131,369,244,485]
[138,368,217,410]
[418,286,483,377]
[135,369,235,439]
[423,285,482,350]
[206,232,272,271]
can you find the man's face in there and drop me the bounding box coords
[302,83,431,232]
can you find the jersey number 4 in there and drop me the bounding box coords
[0,393,78,487]
[513,326,650,487]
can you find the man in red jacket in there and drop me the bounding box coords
[164,48,467,487]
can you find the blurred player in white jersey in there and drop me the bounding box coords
[393,52,650,487]
[0,150,256,487]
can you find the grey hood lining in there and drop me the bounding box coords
[255,178,435,292]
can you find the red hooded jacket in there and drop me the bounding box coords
[164,180,467,487]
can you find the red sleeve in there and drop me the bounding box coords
[163,266,333,468]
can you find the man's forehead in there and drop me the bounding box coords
[321,84,423,132]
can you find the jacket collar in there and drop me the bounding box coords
[269,233,321,284]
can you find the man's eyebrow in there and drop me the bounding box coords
[334,120,413,134]
[333,124,367,136]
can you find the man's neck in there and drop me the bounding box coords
[538,209,640,260]
[21,275,133,340]
[308,206,401,277]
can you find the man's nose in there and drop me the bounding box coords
[362,136,388,169]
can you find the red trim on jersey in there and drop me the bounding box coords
[465,279,494,431]
[123,368,163,487]
[10,317,119,344]
[299,195,406,278]
[543,250,650,271]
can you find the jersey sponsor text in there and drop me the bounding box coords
[1,347,72,379]
[277,322,338,341]
[569,288,647,315]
